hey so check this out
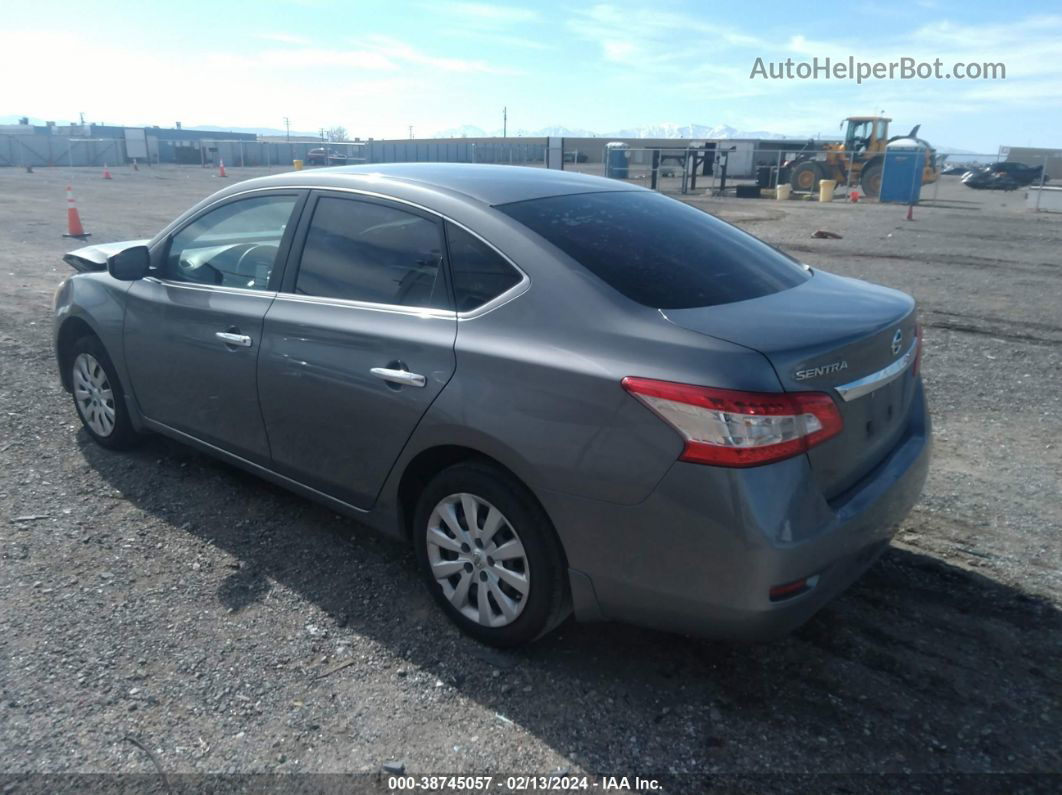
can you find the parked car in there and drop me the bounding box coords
[306,147,350,166]
[55,164,930,647]
[562,151,589,163]
[961,161,1046,190]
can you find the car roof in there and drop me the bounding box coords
[222,163,644,206]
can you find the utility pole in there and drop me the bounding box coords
[503,106,507,138]
[284,117,291,141]
[320,127,326,141]
[409,125,414,140]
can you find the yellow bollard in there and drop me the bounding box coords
[818,179,837,202]
[293,159,304,171]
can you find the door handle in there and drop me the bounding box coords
[216,331,253,348]
[370,367,426,388]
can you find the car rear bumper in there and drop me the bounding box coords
[543,381,931,641]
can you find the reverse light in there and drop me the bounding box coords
[621,377,843,467]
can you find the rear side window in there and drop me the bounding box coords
[445,223,522,312]
[498,191,809,309]
[294,197,449,309]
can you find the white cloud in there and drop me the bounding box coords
[254,32,311,46]
[566,3,765,73]
[350,33,521,74]
[442,2,539,25]
[0,28,505,138]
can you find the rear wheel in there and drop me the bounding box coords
[861,163,883,198]
[69,335,139,450]
[413,461,569,647]
[790,161,823,192]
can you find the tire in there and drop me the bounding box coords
[861,163,883,198]
[413,461,570,647]
[790,161,823,192]
[68,335,140,450]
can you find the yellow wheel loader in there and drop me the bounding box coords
[786,116,940,198]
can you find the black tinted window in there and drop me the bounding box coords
[295,197,448,309]
[499,191,809,309]
[445,223,522,312]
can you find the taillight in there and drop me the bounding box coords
[621,377,843,467]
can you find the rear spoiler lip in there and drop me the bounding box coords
[63,239,150,273]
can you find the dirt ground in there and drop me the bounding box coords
[0,164,1059,791]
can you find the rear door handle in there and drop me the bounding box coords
[216,331,253,348]
[370,367,426,388]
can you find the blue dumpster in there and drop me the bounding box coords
[605,141,630,179]
[879,138,926,203]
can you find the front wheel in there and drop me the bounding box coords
[69,335,140,450]
[789,160,823,192]
[413,462,570,647]
[861,163,883,198]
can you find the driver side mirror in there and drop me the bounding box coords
[107,245,151,281]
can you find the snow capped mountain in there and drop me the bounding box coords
[430,122,786,139]
[431,124,491,138]
[431,124,598,138]
[609,123,785,140]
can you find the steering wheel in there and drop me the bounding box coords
[234,243,279,287]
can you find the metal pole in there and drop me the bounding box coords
[651,149,660,191]
[240,141,245,168]
[1035,155,1047,211]
[878,149,887,203]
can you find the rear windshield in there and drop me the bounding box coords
[498,191,810,309]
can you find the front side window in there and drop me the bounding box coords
[294,197,448,309]
[165,195,297,290]
[445,222,522,312]
[498,191,809,310]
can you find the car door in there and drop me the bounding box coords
[257,191,457,508]
[123,191,303,464]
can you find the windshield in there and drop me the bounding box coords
[498,190,810,309]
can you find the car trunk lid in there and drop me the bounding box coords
[661,270,918,499]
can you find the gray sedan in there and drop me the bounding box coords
[54,164,930,646]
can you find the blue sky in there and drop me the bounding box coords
[2,0,1060,150]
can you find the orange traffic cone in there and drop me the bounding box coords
[218,158,227,178]
[102,163,112,180]
[63,185,90,239]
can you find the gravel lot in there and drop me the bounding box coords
[1,165,1059,791]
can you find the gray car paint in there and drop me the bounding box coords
[55,164,931,640]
